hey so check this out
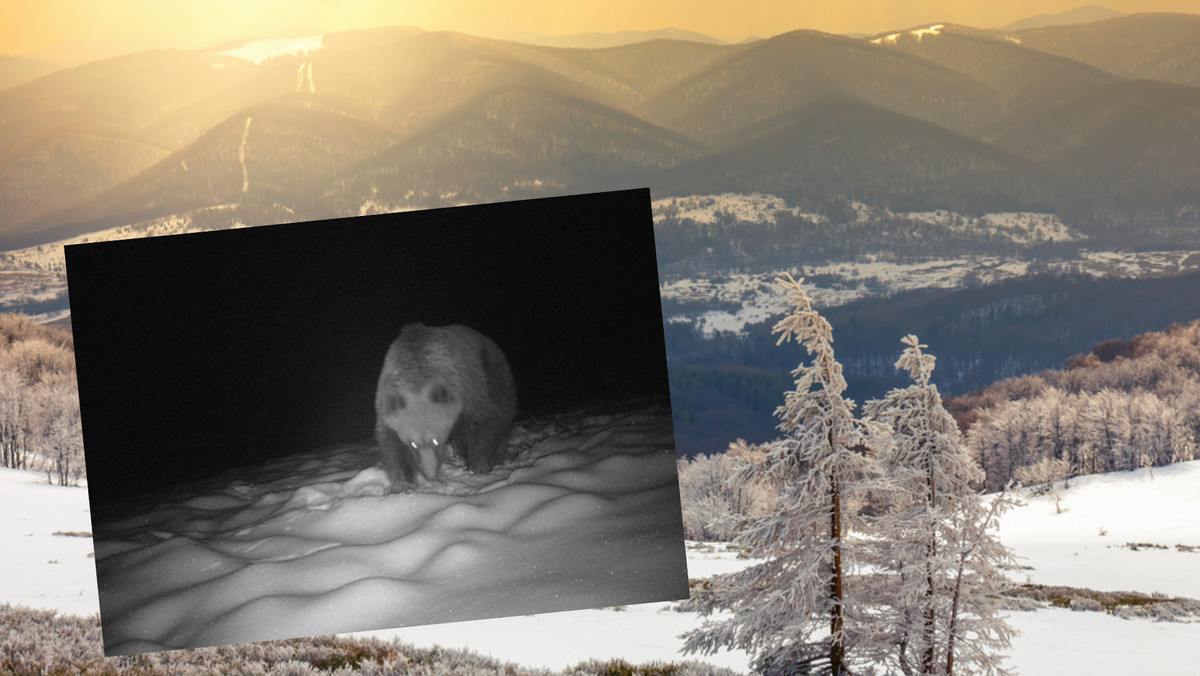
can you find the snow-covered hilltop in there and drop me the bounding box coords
[215,35,325,65]
[871,24,947,45]
[653,193,1080,246]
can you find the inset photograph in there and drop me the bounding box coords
[65,188,689,655]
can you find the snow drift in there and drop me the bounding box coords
[91,404,689,655]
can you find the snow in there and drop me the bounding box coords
[870,25,944,45]
[0,205,241,321]
[296,62,315,93]
[902,210,1077,244]
[3,205,238,272]
[653,194,1081,245]
[5,456,1200,671]
[680,542,766,579]
[216,35,324,65]
[653,193,824,227]
[912,24,946,41]
[651,193,1103,337]
[89,405,689,655]
[360,602,753,672]
[0,190,1191,327]
[658,257,1028,336]
[658,248,1200,337]
[0,468,97,617]
[980,212,1076,243]
[1079,249,1200,277]
[999,460,1200,599]
[1005,607,1200,676]
[239,116,252,193]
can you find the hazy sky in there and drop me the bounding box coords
[3,0,1197,57]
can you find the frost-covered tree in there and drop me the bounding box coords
[970,385,1198,489]
[0,315,83,479]
[32,379,84,486]
[1013,457,1070,496]
[683,274,887,675]
[864,335,1016,676]
[678,439,778,541]
[1077,389,1131,474]
[0,367,31,469]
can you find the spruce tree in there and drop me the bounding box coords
[682,274,888,675]
[864,335,1016,676]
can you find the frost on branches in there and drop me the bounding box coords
[681,280,1017,676]
[682,274,889,675]
[864,336,1017,676]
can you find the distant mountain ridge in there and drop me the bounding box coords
[0,55,59,92]
[506,27,728,48]
[3,12,1200,250]
[999,4,1123,32]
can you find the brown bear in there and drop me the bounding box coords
[374,323,517,486]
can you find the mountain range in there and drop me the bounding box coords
[997,4,1123,32]
[1,12,1199,249]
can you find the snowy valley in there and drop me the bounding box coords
[5,191,1200,330]
[654,193,1200,337]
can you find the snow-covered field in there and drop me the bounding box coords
[6,453,1200,672]
[0,466,97,617]
[89,405,687,655]
[999,461,1200,599]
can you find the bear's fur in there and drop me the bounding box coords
[374,323,517,486]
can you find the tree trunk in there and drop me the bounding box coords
[923,444,937,675]
[945,531,969,676]
[830,445,847,676]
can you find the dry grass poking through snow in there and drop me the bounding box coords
[1001,584,1200,621]
[0,603,745,676]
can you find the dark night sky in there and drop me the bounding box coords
[66,189,669,513]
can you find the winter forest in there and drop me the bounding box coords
[0,314,82,486]
[678,308,1200,540]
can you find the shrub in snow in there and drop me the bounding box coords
[566,657,744,676]
[1000,584,1200,622]
[0,602,559,675]
[1,602,761,675]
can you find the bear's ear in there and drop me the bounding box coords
[430,384,453,404]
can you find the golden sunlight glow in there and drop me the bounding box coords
[2,0,1198,58]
